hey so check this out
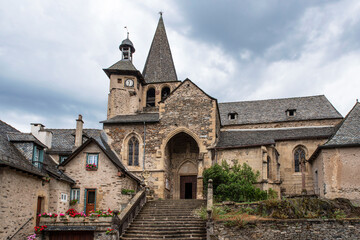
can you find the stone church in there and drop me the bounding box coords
[2,13,360,239]
[100,14,351,200]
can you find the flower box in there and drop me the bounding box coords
[86,163,98,171]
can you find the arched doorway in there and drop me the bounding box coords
[164,132,199,199]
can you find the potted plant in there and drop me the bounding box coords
[70,199,78,206]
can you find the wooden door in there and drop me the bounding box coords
[86,190,96,215]
[180,176,197,199]
[36,197,43,226]
[50,231,93,240]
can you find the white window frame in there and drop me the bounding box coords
[61,193,68,202]
[70,189,80,201]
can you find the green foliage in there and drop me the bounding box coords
[334,209,346,219]
[203,160,268,202]
[267,188,278,200]
[121,189,135,195]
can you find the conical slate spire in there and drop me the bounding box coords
[142,14,178,83]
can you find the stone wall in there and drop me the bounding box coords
[48,178,71,214]
[0,167,50,240]
[63,141,138,212]
[312,147,360,200]
[213,219,360,240]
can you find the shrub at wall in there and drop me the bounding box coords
[203,161,268,202]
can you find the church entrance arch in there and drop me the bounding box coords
[164,132,199,199]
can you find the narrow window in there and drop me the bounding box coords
[61,193,68,202]
[146,88,156,107]
[87,153,99,168]
[70,189,80,202]
[32,145,44,169]
[294,148,306,172]
[161,87,170,101]
[128,137,139,166]
[267,156,271,179]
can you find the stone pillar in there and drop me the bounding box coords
[207,179,213,211]
[75,114,83,148]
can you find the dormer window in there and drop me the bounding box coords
[286,109,296,117]
[32,145,44,169]
[228,112,238,120]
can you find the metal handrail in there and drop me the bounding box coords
[7,217,33,240]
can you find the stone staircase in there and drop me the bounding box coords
[120,199,207,240]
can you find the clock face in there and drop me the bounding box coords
[125,79,134,87]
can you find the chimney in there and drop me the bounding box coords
[75,114,83,148]
[31,123,52,148]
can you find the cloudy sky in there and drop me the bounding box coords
[1,0,360,132]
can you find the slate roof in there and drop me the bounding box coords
[142,15,178,83]
[46,129,101,154]
[103,59,145,82]
[216,126,335,149]
[0,120,74,183]
[7,132,47,147]
[0,120,46,177]
[107,60,137,71]
[323,102,360,147]
[101,113,159,124]
[219,95,342,126]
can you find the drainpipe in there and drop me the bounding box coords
[143,121,146,171]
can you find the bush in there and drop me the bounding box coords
[203,160,268,202]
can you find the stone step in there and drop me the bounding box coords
[121,199,206,239]
[122,233,206,239]
[130,222,206,227]
[129,227,206,231]
[121,238,206,240]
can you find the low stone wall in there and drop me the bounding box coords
[213,219,360,240]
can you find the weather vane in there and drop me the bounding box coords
[159,11,163,16]
[124,26,129,39]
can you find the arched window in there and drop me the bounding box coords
[146,88,155,107]
[294,147,306,172]
[267,156,271,179]
[128,137,139,166]
[161,87,170,101]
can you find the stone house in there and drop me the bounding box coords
[0,116,141,239]
[309,102,360,200]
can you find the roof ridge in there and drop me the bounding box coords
[219,94,326,105]
[0,120,21,133]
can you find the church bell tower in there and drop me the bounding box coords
[103,35,144,119]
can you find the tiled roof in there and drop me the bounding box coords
[219,95,342,126]
[46,129,101,153]
[101,113,159,124]
[142,15,178,83]
[216,126,335,149]
[324,102,360,147]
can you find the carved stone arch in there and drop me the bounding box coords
[161,127,206,154]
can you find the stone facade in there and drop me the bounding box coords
[0,167,69,240]
[105,80,218,199]
[63,141,138,212]
[311,147,360,200]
